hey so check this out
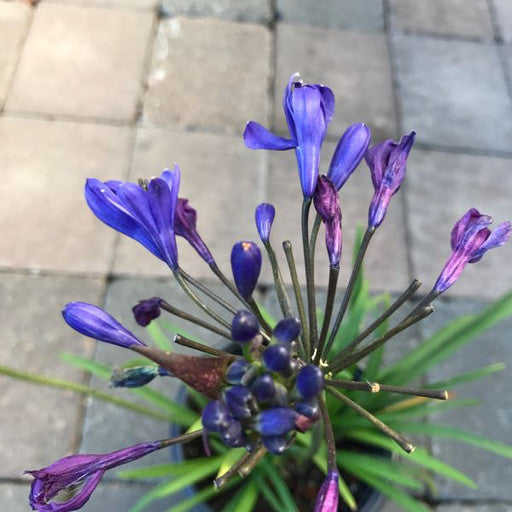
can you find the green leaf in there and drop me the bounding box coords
[147,320,174,350]
[255,301,277,329]
[259,461,299,512]
[364,293,391,379]
[119,457,221,479]
[349,224,366,311]
[425,363,506,390]
[230,481,259,512]
[157,318,201,344]
[163,480,236,512]
[216,448,245,479]
[347,430,476,489]
[254,471,285,512]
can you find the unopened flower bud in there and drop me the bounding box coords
[255,203,276,243]
[231,241,262,299]
[251,374,276,403]
[297,365,324,399]
[231,310,260,343]
[202,401,231,432]
[262,344,291,373]
[226,359,251,385]
[262,434,290,455]
[273,317,301,343]
[255,407,297,436]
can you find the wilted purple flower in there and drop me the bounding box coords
[175,198,214,264]
[132,297,162,327]
[327,123,371,190]
[255,203,276,243]
[435,208,511,293]
[314,471,339,512]
[62,302,146,349]
[244,74,334,198]
[27,441,161,512]
[85,167,180,269]
[366,132,415,228]
[231,241,262,299]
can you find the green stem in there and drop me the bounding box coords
[209,261,253,310]
[319,394,337,471]
[247,296,273,336]
[159,429,204,448]
[264,240,293,318]
[173,334,235,358]
[315,266,339,365]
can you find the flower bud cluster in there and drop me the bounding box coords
[202,311,324,455]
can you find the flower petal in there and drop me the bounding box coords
[243,122,296,150]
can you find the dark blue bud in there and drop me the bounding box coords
[202,400,231,432]
[296,365,324,399]
[262,434,290,455]
[220,419,247,448]
[110,366,158,388]
[132,297,162,327]
[255,203,276,243]
[231,241,262,299]
[255,407,297,436]
[262,344,291,373]
[224,386,255,421]
[251,374,276,403]
[295,398,319,418]
[272,382,290,406]
[273,317,301,343]
[226,359,251,384]
[231,310,260,343]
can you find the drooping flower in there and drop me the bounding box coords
[366,132,415,228]
[314,470,339,512]
[27,441,162,512]
[231,241,262,299]
[132,297,162,327]
[85,166,180,269]
[435,208,511,293]
[327,123,371,190]
[255,203,276,243]
[244,74,334,198]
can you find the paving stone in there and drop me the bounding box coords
[276,0,384,31]
[389,0,494,40]
[43,0,159,9]
[0,483,31,512]
[0,1,31,108]
[422,298,512,500]
[143,17,271,134]
[0,273,104,478]
[406,148,512,299]
[267,140,410,293]
[437,506,512,512]
[0,117,131,274]
[5,3,154,121]
[274,24,397,142]
[112,128,265,279]
[161,0,272,24]
[392,33,512,153]
[493,0,512,43]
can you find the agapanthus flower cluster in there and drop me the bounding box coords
[27,74,511,512]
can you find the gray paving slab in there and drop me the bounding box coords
[161,0,272,24]
[276,0,384,31]
[389,0,494,40]
[0,483,31,512]
[0,273,104,478]
[437,506,512,512]
[274,24,397,142]
[267,140,410,293]
[112,127,266,280]
[0,1,31,109]
[392,33,512,153]
[406,148,512,299]
[5,3,154,121]
[0,117,130,274]
[493,0,512,43]
[143,17,271,134]
[43,0,159,9]
[421,298,512,500]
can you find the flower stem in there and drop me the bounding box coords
[173,334,235,359]
[319,394,337,471]
[322,227,375,359]
[246,296,274,335]
[159,429,204,448]
[264,240,293,318]
[214,450,254,489]
[326,387,415,453]
[404,287,440,320]
[238,444,267,478]
[209,261,253,310]
[283,240,310,360]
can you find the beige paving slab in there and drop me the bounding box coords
[406,149,512,298]
[143,17,272,134]
[112,128,266,279]
[0,117,131,274]
[274,24,397,142]
[6,3,155,121]
[389,0,494,40]
[267,140,410,293]
[0,273,104,478]
[0,1,31,109]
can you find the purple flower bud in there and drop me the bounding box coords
[110,366,160,388]
[435,208,511,293]
[220,419,247,448]
[132,297,162,327]
[201,401,231,432]
[226,359,251,385]
[314,471,339,512]
[295,398,320,419]
[224,386,255,421]
[367,132,415,228]
[255,203,276,243]
[231,310,260,343]
[262,344,291,373]
[62,302,146,349]
[255,407,297,436]
[27,441,162,512]
[251,374,276,403]
[262,434,290,455]
[273,317,301,343]
[231,241,262,299]
[272,382,290,406]
[175,198,215,265]
[296,365,324,399]
[327,123,371,190]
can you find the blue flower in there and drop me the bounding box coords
[255,203,276,243]
[231,242,262,299]
[244,74,334,198]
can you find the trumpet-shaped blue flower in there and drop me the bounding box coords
[244,74,334,198]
